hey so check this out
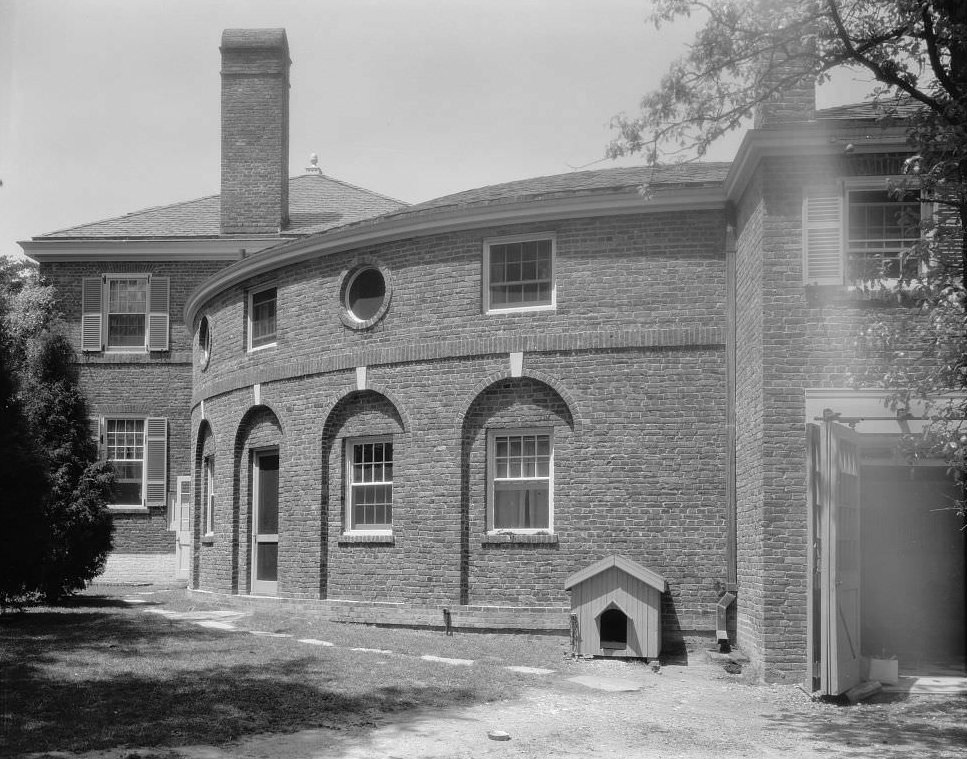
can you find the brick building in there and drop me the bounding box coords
[22,29,965,694]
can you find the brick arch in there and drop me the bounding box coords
[455,369,580,432]
[191,418,215,590]
[316,388,408,600]
[233,402,287,443]
[317,386,411,436]
[457,374,577,606]
[231,404,285,595]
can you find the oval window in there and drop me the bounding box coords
[198,316,212,369]
[346,267,386,322]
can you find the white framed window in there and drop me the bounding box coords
[202,456,215,536]
[81,274,170,352]
[106,418,145,507]
[846,183,923,280]
[483,233,556,313]
[803,179,927,286]
[487,428,553,533]
[95,416,168,510]
[345,436,393,534]
[248,286,277,351]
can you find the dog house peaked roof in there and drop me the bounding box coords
[565,555,667,593]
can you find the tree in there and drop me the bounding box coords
[0,287,48,609]
[610,0,966,505]
[0,257,114,605]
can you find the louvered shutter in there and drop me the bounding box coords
[802,186,845,285]
[81,278,103,351]
[145,417,168,505]
[147,277,170,351]
[88,416,103,459]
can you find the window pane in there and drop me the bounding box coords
[107,314,146,347]
[847,190,921,278]
[494,485,549,529]
[256,454,279,534]
[349,439,393,529]
[109,279,147,313]
[347,268,386,321]
[251,289,277,348]
[255,543,278,581]
[488,239,553,309]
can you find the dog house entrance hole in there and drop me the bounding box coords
[600,607,628,649]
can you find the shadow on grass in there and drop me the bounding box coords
[0,604,486,755]
[760,694,967,756]
[4,659,474,755]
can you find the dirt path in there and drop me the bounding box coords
[66,654,965,759]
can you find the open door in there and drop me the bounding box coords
[808,419,863,695]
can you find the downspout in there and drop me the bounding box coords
[719,214,738,653]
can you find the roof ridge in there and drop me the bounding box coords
[292,172,410,206]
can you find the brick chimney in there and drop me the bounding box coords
[220,28,290,235]
[753,50,816,128]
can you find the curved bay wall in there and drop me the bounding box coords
[190,211,729,638]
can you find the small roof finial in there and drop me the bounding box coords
[305,152,322,175]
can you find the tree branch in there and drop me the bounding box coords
[921,5,961,98]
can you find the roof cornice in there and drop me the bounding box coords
[184,186,726,324]
[725,123,911,201]
[21,237,285,263]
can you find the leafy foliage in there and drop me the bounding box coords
[0,257,113,606]
[611,0,966,508]
[0,288,48,609]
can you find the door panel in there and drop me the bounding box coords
[252,452,279,595]
[173,475,191,580]
[821,421,863,695]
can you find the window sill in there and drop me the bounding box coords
[200,536,215,546]
[338,534,395,545]
[108,506,149,515]
[804,283,927,308]
[484,304,556,316]
[481,533,558,546]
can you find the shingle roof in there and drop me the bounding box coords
[398,164,730,216]
[37,174,407,240]
[816,97,924,121]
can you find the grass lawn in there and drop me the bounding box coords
[1,588,569,755]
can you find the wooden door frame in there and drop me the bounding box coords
[250,447,279,596]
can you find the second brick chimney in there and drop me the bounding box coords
[220,28,290,236]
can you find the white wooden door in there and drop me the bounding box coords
[173,476,192,581]
[820,421,863,695]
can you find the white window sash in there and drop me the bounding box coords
[487,428,554,533]
[482,233,557,314]
[345,436,393,534]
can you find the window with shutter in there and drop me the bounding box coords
[803,181,926,286]
[82,275,171,353]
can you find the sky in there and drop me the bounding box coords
[0,0,876,260]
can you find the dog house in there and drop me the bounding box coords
[565,555,667,659]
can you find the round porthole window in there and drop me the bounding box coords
[346,267,387,323]
[198,316,212,370]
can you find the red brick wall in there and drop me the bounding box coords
[732,150,948,681]
[40,260,228,561]
[190,210,730,640]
